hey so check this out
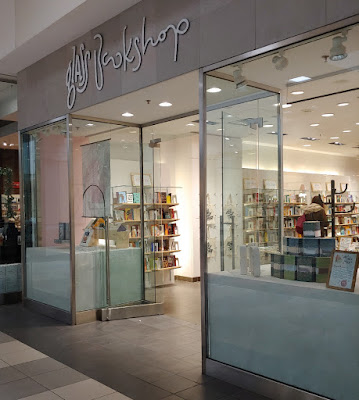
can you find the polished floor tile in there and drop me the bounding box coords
[19,391,63,400]
[32,366,88,390]
[152,374,196,394]
[53,379,115,400]
[2,348,47,366]
[14,357,66,377]
[0,341,31,356]
[0,366,26,385]
[0,377,47,400]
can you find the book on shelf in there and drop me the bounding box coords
[160,192,167,203]
[117,191,127,204]
[166,194,171,204]
[133,192,140,203]
[167,255,176,267]
[126,193,134,203]
[125,208,134,221]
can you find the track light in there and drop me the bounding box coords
[233,66,246,89]
[329,31,348,61]
[272,51,288,71]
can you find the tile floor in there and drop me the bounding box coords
[0,282,270,400]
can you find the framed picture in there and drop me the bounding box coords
[131,173,152,187]
[311,182,322,191]
[263,180,277,190]
[326,250,359,292]
[243,178,257,190]
[326,182,331,192]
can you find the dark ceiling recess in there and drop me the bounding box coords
[0,120,12,129]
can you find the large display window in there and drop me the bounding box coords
[203,23,359,400]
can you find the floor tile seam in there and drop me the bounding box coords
[12,361,69,377]
[52,378,117,398]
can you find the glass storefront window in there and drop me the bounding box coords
[204,23,359,400]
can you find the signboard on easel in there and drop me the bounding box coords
[327,251,359,292]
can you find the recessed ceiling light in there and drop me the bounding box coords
[263,124,274,128]
[2,142,7,146]
[329,142,345,145]
[343,130,351,133]
[322,113,334,117]
[207,87,222,93]
[310,123,320,127]
[289,76,311,83]
[186,123,195,126]
[122,112,134,117]
[356,122,359,125]
[235,151,239,154]
[69,123,72,126]
[282,104,292,109]
[291,90,304,95]
[303,144,311,147]
[273,103,280,107]
[130,130,137,133]
[225,137,230,141]
[9,143,14,147]
[337,102,349,107]
[227,115,232,118]
[86,123,94,127]
[230,144,234,147]
[159,102,172,107]
[330,136,340,139]
[217,128,223,131]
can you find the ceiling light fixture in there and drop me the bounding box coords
[291,91,304,95]
[159,102,172,107]
[9,143,14,147]
[230,144,234,147]
[233,66,246,89]
[322,113,334,117]
[289,76,311,83]
[301,137,319,141]
[235,151,239,154]
[282,104,292,109]
[310,123,320,127]
[186,123,195,126]
[273,103,280,107]
[272,51,288,71]
[356,122,359,125]
[263,124,274,128]
[122,112,134,117]
[343,130,351,133]
[207,87,222,93]
[329,31,348,61]
[225,137,230,141]
[303,144,311,147]
[3,142,7,146]
[217,128,223,131]
[330,137,340,139]
[337,102,349,107]
[329,142,345,145]
[86,123,94,127]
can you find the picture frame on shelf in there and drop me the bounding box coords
[311,182,322,191]
[263,180,277,190]
[131,173,152,187]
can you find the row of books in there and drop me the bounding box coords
[115,191,141,204]
[145,255,178,271]
[114,191,178,205]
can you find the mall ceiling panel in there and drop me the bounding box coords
[199,0,255,67]
[255,0,326,48]
[326,0,359,24]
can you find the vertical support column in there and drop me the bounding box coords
[199,69,208,373]
[140,127,145,302]
[67,114,77,325]
[278,93,283,253]
[18,130,26,302]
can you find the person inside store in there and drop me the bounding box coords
[302,195,329,237]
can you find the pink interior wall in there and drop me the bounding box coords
[39,134,69,247]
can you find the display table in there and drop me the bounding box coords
[208,267,359,400]
[26,246,142,313]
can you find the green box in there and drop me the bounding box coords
[283,255,296,280]
[315,256,330,283]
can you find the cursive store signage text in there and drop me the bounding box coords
[66,17,190,109]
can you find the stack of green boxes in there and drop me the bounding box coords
[270,236,335,283]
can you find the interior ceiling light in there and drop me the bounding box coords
[291,91,304,95]
[230,144,234,147]
[122,112,134,117]
[356,122,359,125]
[310,123,320,127]
[225,137,230,141]
[282,104,292,109]
[337,102,349,107]
[329,31,348,61]
[303,144,311,147]
[343,130,351,133]
[3,142,7,146]
[9,144,14,147]
[273,103,280,107]
[331,136,340,139]
[233,66,246,89]
[301,137,319,141]
[329,142,345,145]
[322,113,334,117]
[159,102,172,107]
[235,151,239,154]
[289,76,311,83]
[207,87,222,93]
[263,124,274,128]
[86,123,94,127]
[186,123,195,126]
[272,51,288,71]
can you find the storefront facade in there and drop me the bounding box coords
[17,1,359,399]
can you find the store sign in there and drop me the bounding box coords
[66,17,190,109]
